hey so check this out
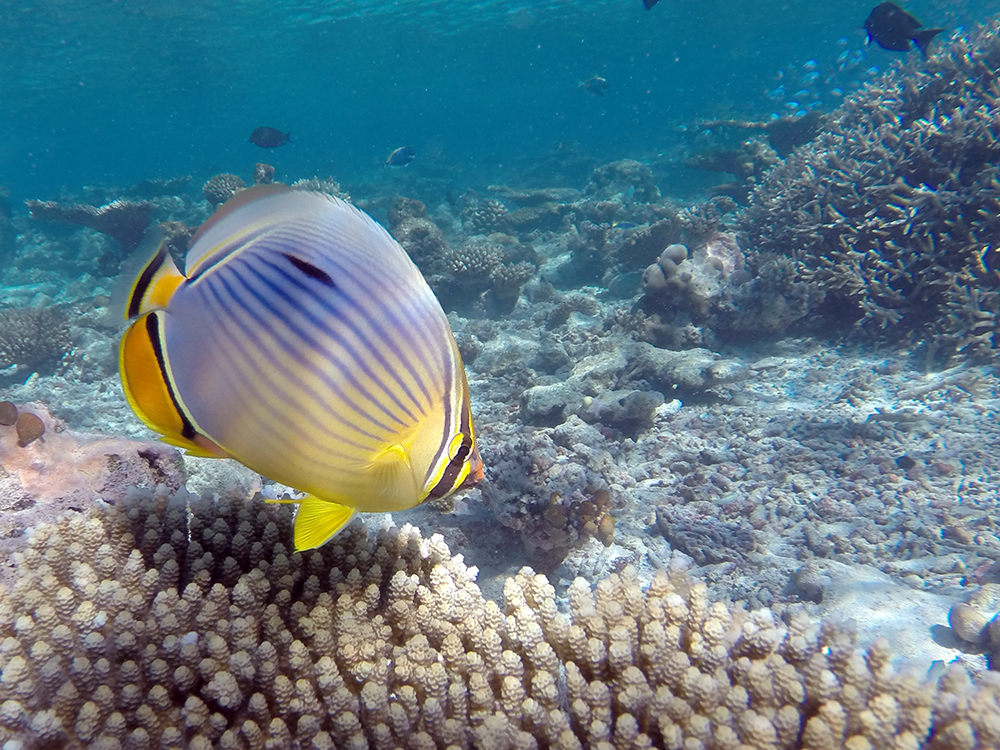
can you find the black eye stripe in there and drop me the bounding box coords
[428,433,473,498]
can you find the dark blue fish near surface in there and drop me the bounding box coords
[865,3,943,55]
[386,146,416,166]
[249,126,291,148]
[643,0,659,8]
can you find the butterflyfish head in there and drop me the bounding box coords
[462,443,485,489]
[426,429,483,500]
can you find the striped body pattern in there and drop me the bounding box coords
[119,185,482,550]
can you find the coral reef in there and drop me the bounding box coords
[159,220,197,260]
[291,176,350,201]
[586,159,660,203]
[2,489,1000,749]
[25,198,153,253]
[0,307,72,374]
[737,17,1000,358]
[0,403,184,581]
[253,163,275,185]
[461,194,512,236]
[124,176,192,200]
[202,174,245,207]
[386,197,449,265]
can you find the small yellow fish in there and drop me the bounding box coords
[119,184,483,550]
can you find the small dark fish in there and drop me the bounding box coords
[581,75,609,96]
[865,3,944,55]
[612,221,638,230]
[386,146,416,167]
[249,127,291,149]
[643,0,659,8]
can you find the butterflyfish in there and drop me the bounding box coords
[118,184,483,551]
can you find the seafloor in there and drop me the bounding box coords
[1,179,997,682]
[5,19,1000,745]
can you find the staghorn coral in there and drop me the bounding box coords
[202,174,245,207]
[0,307,72,373]
[2,488,1000,748]
[738,16,1000,358]
[676,197,737,246]
[26,198,153,253]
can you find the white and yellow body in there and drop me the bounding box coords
[119,185,482,550]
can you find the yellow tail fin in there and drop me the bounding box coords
[286,495,358,551]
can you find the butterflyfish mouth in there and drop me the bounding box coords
[462,445,485,489]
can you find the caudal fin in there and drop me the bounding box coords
[913,28,945,56]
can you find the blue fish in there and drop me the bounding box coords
[386,146,416,167]
[118,185,483,551]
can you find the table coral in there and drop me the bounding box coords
[26,198,154,254]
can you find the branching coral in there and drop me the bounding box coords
[1,488,999,748]
[737,16,1000,357]
[202,174,245,207]
[0,307,72,373]
[291,177,350,202]
[461,196,512,236]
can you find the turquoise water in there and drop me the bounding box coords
[0,0,991,202]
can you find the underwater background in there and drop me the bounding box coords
[5,0,1000,748]
[0,0,989,202]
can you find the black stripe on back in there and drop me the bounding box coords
[282,253,336,287]
[145,313,198,441]
[128,245,168,318]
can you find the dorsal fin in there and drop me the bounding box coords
[112,226,185,321]
[189,183,293,247]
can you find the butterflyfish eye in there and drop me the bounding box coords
[448,433,470,462]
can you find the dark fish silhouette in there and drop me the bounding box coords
[643,0,659,8]
[865,3,943,55]
[386,146,416,167]
[249,127,291,148]
[581,75,609,96]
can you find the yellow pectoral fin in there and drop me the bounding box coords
[291,495,358,551]
[369,443,419,509]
